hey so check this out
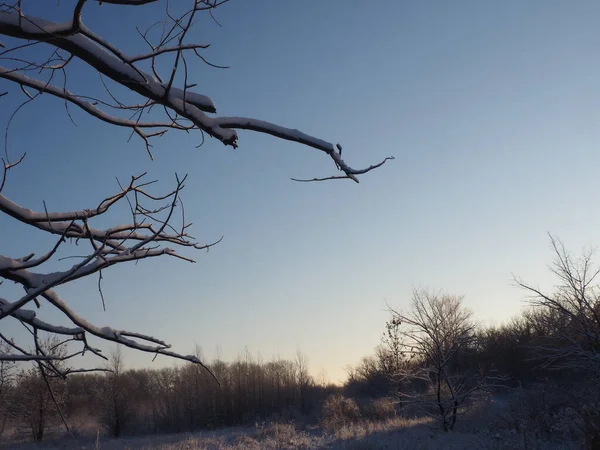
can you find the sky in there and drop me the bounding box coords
[3,0,600,383]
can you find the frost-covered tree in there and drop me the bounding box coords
[387,289,496,432]
[0,1,391,372]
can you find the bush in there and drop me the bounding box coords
[358,398,397,422]
[497,384,581,443]
[321,395,361,431]
[256,422,297,441]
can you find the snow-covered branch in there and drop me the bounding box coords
[0,1,392,181]
[0,0,390,375]
[0,168,218,374]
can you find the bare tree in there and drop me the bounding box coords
[295,350,312,414]
[516,235,600,375]
[12,336,70,442]
[0,340,15,436]
[516,235,600,448]
[96,346,133,437]
[387,289,495,432]
[0,1,392,371]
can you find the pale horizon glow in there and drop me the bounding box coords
[3,0,600,384]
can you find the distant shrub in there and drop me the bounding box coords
[359,398,397,422]
[321,395,361,431]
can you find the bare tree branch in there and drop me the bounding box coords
[0,2,391,181]
[516,234,600,375]
[0,0,389,378]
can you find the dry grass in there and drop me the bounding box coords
[1,412,580,450]
[0,395,583,450]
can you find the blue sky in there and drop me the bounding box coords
[3,0,600,382]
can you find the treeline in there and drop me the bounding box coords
[0,349,338,442]
[345,236,600,445]
[345,309,555,398]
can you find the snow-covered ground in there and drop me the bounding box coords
[3,415,578,450]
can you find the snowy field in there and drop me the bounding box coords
[3,415,578,450]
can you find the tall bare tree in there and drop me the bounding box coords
[96,346,133,437]
[0,340,14,436]
[295,351,312,414]
[0,1,391,372]
[387,289,494,431]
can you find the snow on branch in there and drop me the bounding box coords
[0,160,219,377]
[0,0,390,375]
[0,0,392,180]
